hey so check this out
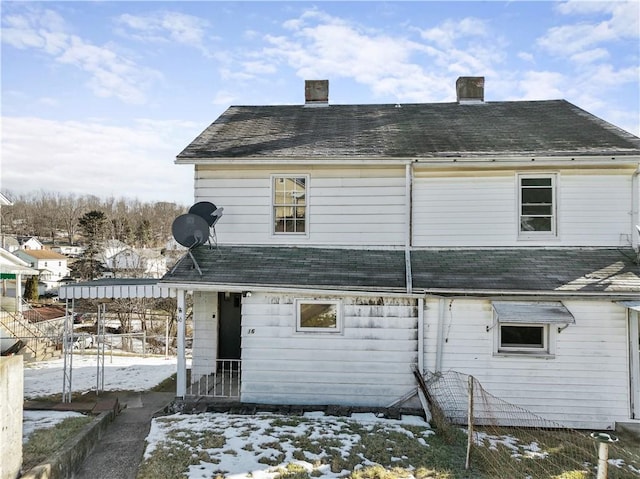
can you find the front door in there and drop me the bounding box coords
[218,292,242,360]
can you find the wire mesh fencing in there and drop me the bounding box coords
[421,370,640,479]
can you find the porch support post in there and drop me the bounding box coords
[16,273,23,313]
[176,289,187,399]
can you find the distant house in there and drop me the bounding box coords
[161,77,640,430]
[51,244,85,257]
[17,236,44,251]
[99,239,129,261]
[14,248,70,293]
[1,236,20,253]
[106,247,167,279]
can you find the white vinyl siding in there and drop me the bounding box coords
[240,293,418,407]
[195,166,406,246]
[191,292,219,384]
[413,169,634,247]
[423,298,629,429]
[413,173,514,246]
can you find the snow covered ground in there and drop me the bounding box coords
[143,411,432,479]
[23,355,178,398]
[22,355,178,444]
[23,410,86,443]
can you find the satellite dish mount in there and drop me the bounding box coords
[170,202,225,275]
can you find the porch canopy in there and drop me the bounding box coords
[59,278,175,300]
[492,301,576,324]
[618,301,640,312]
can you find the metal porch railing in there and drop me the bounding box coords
[187,359,241,399]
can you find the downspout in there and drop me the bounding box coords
[435,298,446,372]
[632,167,639,250]
[176,289,187,399]
[405,163,413,295]
[418,296,425,373]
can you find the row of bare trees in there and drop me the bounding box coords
[74,297,187,353]
[1,190,186,248]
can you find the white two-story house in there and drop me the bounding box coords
[14,248,70,294]
[161,78,640,430]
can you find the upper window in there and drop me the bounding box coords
[296,299,341,333]
[518,174,556,237]
[273,175,307,234]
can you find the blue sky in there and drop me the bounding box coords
[1,1,639,205]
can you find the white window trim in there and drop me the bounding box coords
[295,299,342,334]
[271,174,310,237]
[493,321,556,358]
[517,173,559,240]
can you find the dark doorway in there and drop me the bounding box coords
[218,292,242,359]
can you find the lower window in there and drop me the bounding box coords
[296,299,341,333]
[498,323,549,354]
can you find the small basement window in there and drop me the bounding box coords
[498,323,547,353]
[491,301,574,357]
[296,299,341,333]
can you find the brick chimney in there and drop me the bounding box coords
[456,76,484,104]
[305,80,329,106]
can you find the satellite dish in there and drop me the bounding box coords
[189,201,224,227]
[171,213,210,248]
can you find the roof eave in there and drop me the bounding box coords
[175,154,640,167]
[159,281,416,298]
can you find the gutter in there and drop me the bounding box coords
[159,282,424,299]
[421,289,640,300]
[176,155,640,167]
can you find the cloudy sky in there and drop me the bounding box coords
[1,1,638,205]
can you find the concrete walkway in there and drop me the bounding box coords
[73,391,175,479]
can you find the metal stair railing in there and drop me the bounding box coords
[0,300,59,360]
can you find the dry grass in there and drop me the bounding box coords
[136,414,483,479]
[22,415,93,471]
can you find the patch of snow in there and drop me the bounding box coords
[23,355,178,398]
[144,412,434,479]
[23,410,86,443]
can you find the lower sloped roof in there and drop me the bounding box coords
[161,246,640,295]
[163,246,407,292]
[410,248,640,293]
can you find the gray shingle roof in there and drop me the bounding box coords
[411,248,640,293]
[178,101,640,160]
[163,246,407,292]
[161,246,640,295]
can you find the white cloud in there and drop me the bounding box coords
[1,116,198,204]
[38,97,60,107]
[517,52,535,63]
[242,60,277,75]
[569,48,609,64]
[253,10,504,103]
[115,11,211,56]
[200,9,504,103]
[212,90,237,106]
[420,17,488,48]
[515,71,567,100]
[538,1,639,59]
[1,7,161,104]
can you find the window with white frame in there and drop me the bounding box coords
[296,299,341,333]
[490,301,573,357]
[518,174,556,236]
[273,175,307,234]
[498,323,548,354]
